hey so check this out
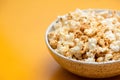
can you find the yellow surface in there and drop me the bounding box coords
[1,0,120,80]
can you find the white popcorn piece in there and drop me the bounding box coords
[105,31,116,41]
[65,34,73,41]
[74,38,80,43]
[74,8,88,17]
[63,41,74,47]
[99,47,108,53]
[57,15,67,21]
[110,41,120,52]
[88,38,97,44]
[54,22,62,29]
[114,29,120,40]
[89,43,96,50]
[105,53,113,61]
[57,45,69,54]
[101,18,114,29]
[86,52,94,58]
[85,58,95,62]
[84,28,93,36]
[99,10,109,15]
[115,22,120,27]
[70,46,81,53]
[96,15,104,20]
[88,38,97,50]
[110,44,119,52]
[116,33,120,40]
[69,20,80,27]
[97,57,104,62]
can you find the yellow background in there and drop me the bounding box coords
[0,0,120,80]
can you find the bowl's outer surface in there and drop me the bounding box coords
[45,9,120,78]
[48,48,120,78]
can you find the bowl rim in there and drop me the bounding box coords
[45,9,120,65]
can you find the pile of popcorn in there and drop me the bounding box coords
[48,9,120,62]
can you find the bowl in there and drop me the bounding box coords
[45,9,120,78]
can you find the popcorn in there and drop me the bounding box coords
[48,9,120,62]
[74,30,82,38]
[88,38,97,50]
[105,31,116,41]
[84,28,94,36]
[110,41,120,52]
[98,39,105,47]
[88,38,97,44]
[69,20,80,27]
[63,41,74,47]
[57,45,69,54]
[85,58,95,62]
[96,57,104,62]
[113,52,120,60]
[101,18,114,29]
[105,53,113,61]
[86,52,94,58]
[54,22,62,29]
[99,47,108,53]
[49,39,57,49]
[80,44,88,54]
[74,38,80,43]
[70,46,81,54]
[115,29,120,40]
[65,33,74,41]
[80,35,88,42]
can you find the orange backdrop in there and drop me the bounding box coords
[0,0,120,80]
